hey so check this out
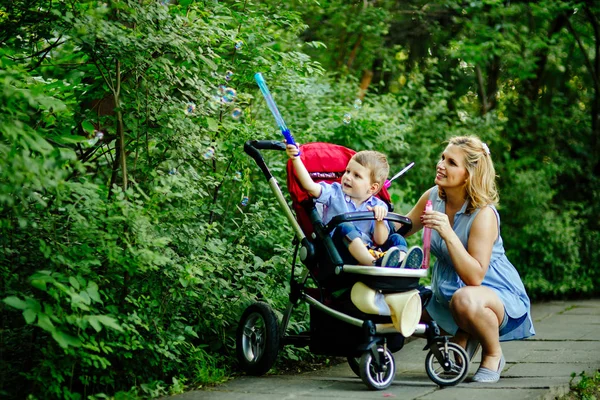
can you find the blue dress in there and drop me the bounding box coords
[425,187,535,341]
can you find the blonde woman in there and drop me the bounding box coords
[402,136,535,383]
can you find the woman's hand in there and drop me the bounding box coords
[421,210,452,239]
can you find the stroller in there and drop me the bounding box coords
[236,140,470,390]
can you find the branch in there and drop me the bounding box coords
[475,65,490,115]
[565,16,600,93]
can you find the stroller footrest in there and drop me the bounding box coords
[339,265,428,278]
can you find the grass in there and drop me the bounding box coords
[558,370,600,400]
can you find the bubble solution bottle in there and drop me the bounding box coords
[422,200,433,269]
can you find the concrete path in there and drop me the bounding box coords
[173,299,600,400]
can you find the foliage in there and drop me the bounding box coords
[559,370,600,400]
[1,0,599,398]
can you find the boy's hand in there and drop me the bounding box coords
[368,205,387,221]
[285,143,301,159]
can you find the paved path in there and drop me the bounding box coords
[172,299,600,400]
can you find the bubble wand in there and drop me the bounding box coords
[383,161,415,189]
[254,73,299,153]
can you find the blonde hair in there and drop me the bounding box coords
[351,150,389,190]
[439,136,498,213]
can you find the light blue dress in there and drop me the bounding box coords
[425,187,535,341]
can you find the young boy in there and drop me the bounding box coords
[286,143,423,268]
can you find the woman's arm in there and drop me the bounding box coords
[400,188,434,237]
[423,205,497,285]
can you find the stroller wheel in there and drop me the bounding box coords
[359,346,396,390]
[425,342,469,386]
[236,302,280,376]
[347,356,361,377]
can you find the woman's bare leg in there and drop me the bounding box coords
[450,286,505,371]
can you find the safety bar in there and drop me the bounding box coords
[326,212,412,235]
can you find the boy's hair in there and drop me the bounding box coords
[351,150,389,189]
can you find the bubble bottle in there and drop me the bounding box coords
[422,200,433,269]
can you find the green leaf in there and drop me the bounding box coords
[69,276,80,290]
[82,120,95,135]
[94,315,123,332]
[198,54,217,70]
[87,282,102,303]
[37,313,55,332]
[87,316,102,332]
[51,329,81,349]
[23,308,37,324]
[206,118,219,132]
[3,296,28,310]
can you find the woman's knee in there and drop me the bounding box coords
[450,287,479,315]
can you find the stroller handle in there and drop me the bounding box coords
[244,140,286,180]
[326,212,413,236]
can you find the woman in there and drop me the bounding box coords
[403,135,535,383]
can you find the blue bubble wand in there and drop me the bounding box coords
[254,73,299,153]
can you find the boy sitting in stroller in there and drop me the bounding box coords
[286,143,423,268]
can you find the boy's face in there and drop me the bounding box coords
[342,159,379,200]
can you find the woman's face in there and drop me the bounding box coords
[435,144,469,190]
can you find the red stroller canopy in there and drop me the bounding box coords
[286,142,392,238]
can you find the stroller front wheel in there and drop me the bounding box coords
[425,342,469,386]
[236,302,280,376]
[359,346,396,390]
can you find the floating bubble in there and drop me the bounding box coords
[343,113,352,124]
[225,70,233,81]
[231,108,243,120]
[353,99,362,110]
[168,168,177,175]
[233,171,242,181]
[235,40,243,50]
[217,84,227,94]
[222,87,237,103]
[241,196,249,206]
[94,130,104,140]
[203,148,215,159]
[185,102,196,115]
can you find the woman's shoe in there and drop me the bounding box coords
[471,354,505,383]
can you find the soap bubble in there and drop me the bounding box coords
[203,148,215,159]
[94,130,104,140]
[225,70,233,81]
[185,102,196,115]
[168,168,177,175]
[231,108,243,120]
[233,171,242,181]
[241,196,249,206]
[353,99,362,109]
[217,84,227,94]
[222,87,236,103]
[235,41,243,50]
[343,113,352,124]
